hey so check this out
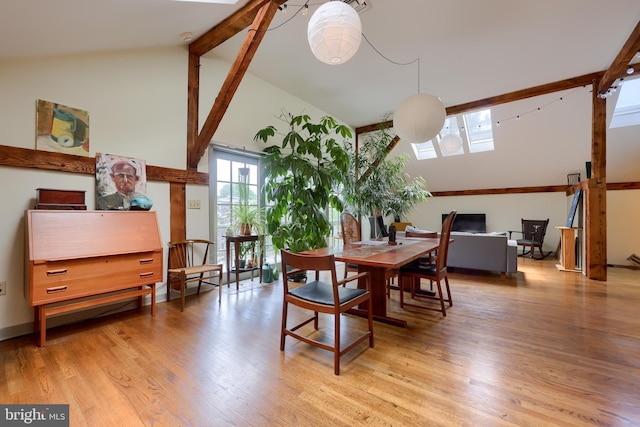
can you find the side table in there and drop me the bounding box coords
[225,234,264,290]
[556,226,582,272]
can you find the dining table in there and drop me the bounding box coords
[303,237,441,327]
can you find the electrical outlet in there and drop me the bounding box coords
[187,200,201,209]
[0,281,6,296]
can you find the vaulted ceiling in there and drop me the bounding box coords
[2,0,639,128]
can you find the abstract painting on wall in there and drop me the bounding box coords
[36,99,90,156]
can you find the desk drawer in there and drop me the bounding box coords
[30,252,162,305]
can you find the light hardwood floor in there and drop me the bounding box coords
[1,257,639,426]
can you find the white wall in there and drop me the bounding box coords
[388,86,640,266]
[398,88,594,191]
[0,46,638,340]
[403,192,567,254]
[0,47,338,340]
[608,189,640,265]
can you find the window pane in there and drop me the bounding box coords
[411,140,437,160]
[464,109,494,153]
[212,149,276,266]
[217,159,231,182]
[611,77,640,129]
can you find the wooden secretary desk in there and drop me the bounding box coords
[25,210,163,346]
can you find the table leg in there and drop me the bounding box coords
[348,265,407,327]
[226,239,231,289]
[389,280,436,297]
[234,240,240,290]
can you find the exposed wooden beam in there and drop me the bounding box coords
[584,82,608,280]
[431,185,569,197]
[170,182,187,242]
[186,51,200,172]
[597,20,640,95]
[606,181,640,190]
[0,145,208,185]
[190,0,280,169]
[446,72,602,116]
[356,135,400,185]
[188,0,287,57]
[433,181,640,197]
[356,72,603,134]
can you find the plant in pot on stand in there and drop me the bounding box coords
[230,175,266,272]
[232,204,266,236]
[343,120,431,237]
[254,111,351,272]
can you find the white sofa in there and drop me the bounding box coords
[446,232,518,274]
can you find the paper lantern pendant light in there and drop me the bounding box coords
[393,93,446,143]
[307,1,362,65]
[440,133,463,154]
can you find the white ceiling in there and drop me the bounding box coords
[2,0,639,128]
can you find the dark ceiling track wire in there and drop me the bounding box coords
[250,2,422,90]
[248,1,311,33]
[249,2,594,128]
[361,32,421,92]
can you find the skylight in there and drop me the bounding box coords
[610,77,640,129]
[464,109,494,153]
[411,109,495,160]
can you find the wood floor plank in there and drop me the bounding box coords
[1,258,639,426]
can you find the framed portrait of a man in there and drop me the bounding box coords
[96,153,148,210]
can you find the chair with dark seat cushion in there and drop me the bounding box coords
[385,229,439,297]
[167,239,223,311]
[280,249,374,375]
[508,218,552,259]
[396,210,457,316]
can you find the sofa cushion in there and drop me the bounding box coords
[405,225,437,234]
[446,232,517,274]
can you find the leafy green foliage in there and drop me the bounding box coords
[343,121,431,220]
[255,112,352,253]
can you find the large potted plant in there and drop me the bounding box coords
[344,121,431,236]
[254,111,352,253]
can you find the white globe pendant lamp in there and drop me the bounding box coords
[307,1,362,65]
[393,93,446,144]
[440,133,463,154]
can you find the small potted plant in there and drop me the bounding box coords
[235,241,255,269]
[232,204,266,236]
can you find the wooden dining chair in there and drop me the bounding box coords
[341,212,396,291]
[340,212,361,279]
[167,239,223,312]
[280,249,374,375]
[397,210,457,316]
[388,229,439,297]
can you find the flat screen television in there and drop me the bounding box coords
[443,213,486,233]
